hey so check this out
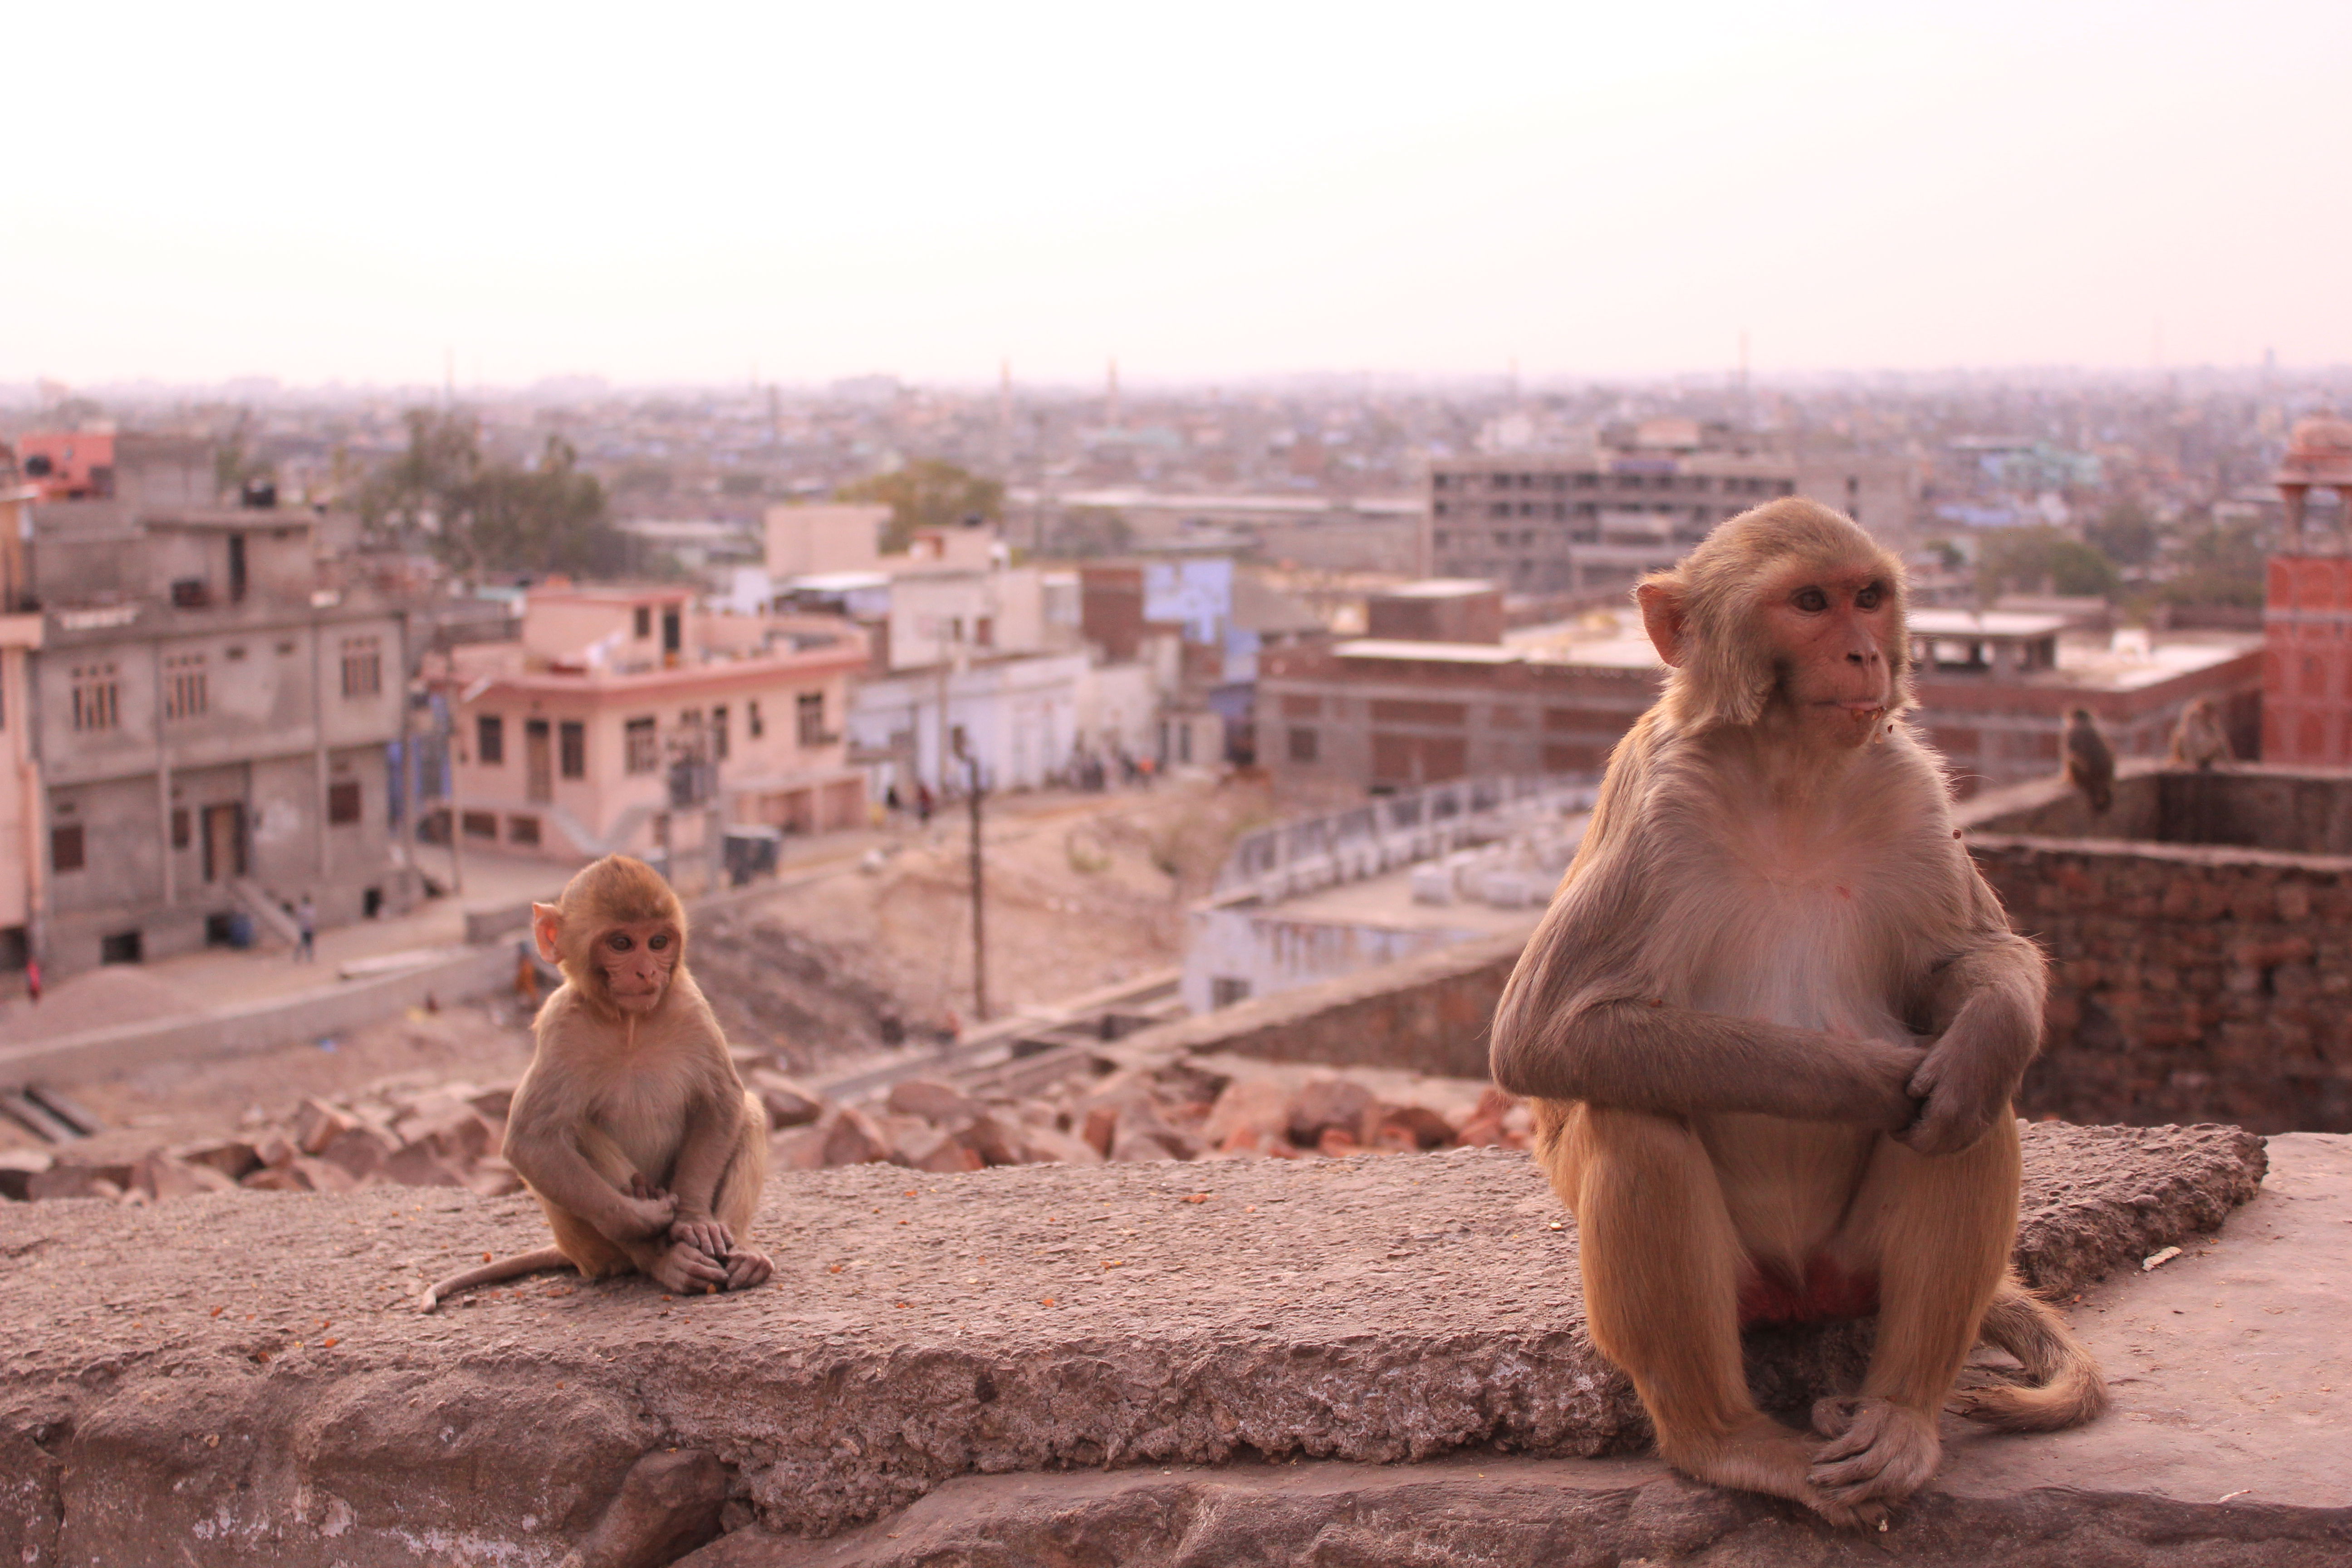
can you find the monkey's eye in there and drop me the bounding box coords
[1856,583,1884,610]
[1793,587,1828,612]
[648,933,669,951]
[605,932,634,953]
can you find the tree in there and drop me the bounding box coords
[2084,500,2160,568]
[837,460,1003,554]
[453,436,625,578]
[359,412,623,578]
[358,408,480,553]
[1974,526,2119,602]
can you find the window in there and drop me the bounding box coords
[747,699,764,739]
[163,653,208,721]
[661,606,681,656]
[1288,726,1319,764]
[559,720,586,779]
[710,706,729,762]
[633,605,652,639]
[1210,976,1252,1008]
[974,616,994,648]
[51,824,84,872]
[796,691,826,747]
[71,664,119,732]
[327,780,362,825]
[477,714,504,765]
[507,814,541,847]
[172,808,190,848]
[340,636,382,699]
[461,810,498,840]
[625,716,658,774]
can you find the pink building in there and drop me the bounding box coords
[436,586,868,877]
[2263,416,2352,764]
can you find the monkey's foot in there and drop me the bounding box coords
[1807,1395,1941,1512]
[647,1241,730,1296]
[1663,1416,1889,1531]
[723,1249,773,1292]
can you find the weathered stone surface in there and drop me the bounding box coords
[0,1124,2268,1565]
[698,1132,2352,1568]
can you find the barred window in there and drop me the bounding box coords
[710,705,729,762]
[796,691,826,747]
[340,635,382,699]
[746,699,764,739]
[327,780,362,824]
[71,664,120,732]
[51,823,85,872]
[559,720,586,779]
[163,652,209,721]
[477,714,504,765]
[624,716,658,774]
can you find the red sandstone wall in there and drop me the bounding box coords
[1972,834,2352,1134]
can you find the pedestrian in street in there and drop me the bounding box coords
[295,894,317,963]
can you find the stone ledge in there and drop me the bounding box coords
[0,1123,2266,1565]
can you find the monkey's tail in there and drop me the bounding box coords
[1953,1276,2109,1432]
[416,1246,574,1313]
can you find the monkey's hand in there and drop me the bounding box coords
[668,1213,734,1264]
[611,1190,680,1242]
[1897,1029,2022,1157]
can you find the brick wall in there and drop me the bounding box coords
[1972,834,2352,1134]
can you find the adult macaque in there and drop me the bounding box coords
[2064,708,2116,814]
[420,855,772,1311]
[2167,696,2231,769]
[1490,501,2103,1527]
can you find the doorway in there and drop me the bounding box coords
[201,802,247,882]
[525,719,553,803]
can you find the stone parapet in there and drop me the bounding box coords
[0,1123,2263,1565]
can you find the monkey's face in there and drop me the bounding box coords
[1755,560,1898,749]
[592,919,681,1015]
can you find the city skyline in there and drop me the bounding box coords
[9,0,2351,388]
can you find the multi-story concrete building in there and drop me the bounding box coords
[0,461,44,973]
[26,478,417,973]
[436,586,869,875]
[1423,435,1798,593]
[1261,586,2258,801]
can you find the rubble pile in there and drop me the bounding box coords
[0,1059,1533,1205]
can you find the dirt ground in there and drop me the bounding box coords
[695,776,1272,1065]
[6,777,1273,1154]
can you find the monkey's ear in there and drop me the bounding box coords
[531,902,563,964]
[1636,582,1687,668]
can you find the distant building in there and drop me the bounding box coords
[24,451,416,974]
[1261,594,2258,800]
[2260,414,2352,763]
[436,586,868,873]
[1908,611,2259,791]
[0,466,44,972]
[764,502,891,579]
[1423,438,1797,593]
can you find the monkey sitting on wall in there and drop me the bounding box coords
[1490,500,2103,1527]
[421,855,773,1310]
[2167,696,2231,769]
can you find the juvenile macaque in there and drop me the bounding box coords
[1491,501,2103,1527]
[2064,708,2116,814]
[421,855,771,1310]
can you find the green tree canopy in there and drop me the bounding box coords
[1973,525,2120,602]
[360,411,624,578]
[2084,500,2160,568]
[838,459,1003,554]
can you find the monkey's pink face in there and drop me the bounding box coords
[1757,561,1898,747]
[592,920,680,1015]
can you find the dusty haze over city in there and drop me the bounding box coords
[7,0,2351,390]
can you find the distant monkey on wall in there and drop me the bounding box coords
[1491,501,2103,1526]
[421,855,771,1310]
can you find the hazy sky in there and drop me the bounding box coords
[8,0,2349,388]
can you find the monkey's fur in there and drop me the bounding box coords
[1491,500,2103,1527]
[420,855,771,1310]
[2064,708,2117,814]
[2167,696,2231,769]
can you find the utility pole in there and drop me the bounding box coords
[966,751,987,1022]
